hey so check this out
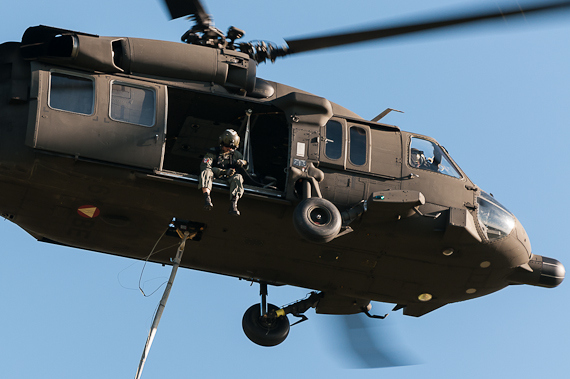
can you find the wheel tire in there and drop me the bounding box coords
[242,303,290,347]
[293,197,342,243]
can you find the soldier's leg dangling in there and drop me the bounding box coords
[228,173,244,216]
[199,169,214,211]
[203,192,213,211]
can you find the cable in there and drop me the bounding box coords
[137,227,178,297]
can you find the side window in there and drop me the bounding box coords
[110,82,156,127]
[349,126,367,166]
[49,72,94,115]
[324,120,343,160]
[409,137,461,178]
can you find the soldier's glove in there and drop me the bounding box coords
[227,168,236,177]
[236,159,247,167]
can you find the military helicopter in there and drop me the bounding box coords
[1,0,569,376]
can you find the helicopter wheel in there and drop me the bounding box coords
[242,303,290,347]
[293,197,342,243]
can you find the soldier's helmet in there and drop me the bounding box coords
[410,148,424,167]
[219,129,240,148]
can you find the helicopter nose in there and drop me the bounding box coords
[508,255,565,288]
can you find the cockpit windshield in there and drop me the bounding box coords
[477,191,515,241]
[409,137,461,178]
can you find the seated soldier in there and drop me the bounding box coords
[199,129,248,216]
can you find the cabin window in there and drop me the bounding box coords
[349,126,367,166]
[324,120,343,160]
[110,82,155,127]
[409,137,461,178]
[49,72,94,115]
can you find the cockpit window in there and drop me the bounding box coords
[477,192,515,241]
[409,137,461,178]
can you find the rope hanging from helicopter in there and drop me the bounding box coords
[116,227,179,295]
[116,224,187,298]
[137,227,173,297]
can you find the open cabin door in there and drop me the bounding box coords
[27,65,166,170]
[160,87,290,195]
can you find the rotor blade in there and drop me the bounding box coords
[284,0,570,55]
[340,314,416,368]
[318,312,418,368]
[162,0,211,25]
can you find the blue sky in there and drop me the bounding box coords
[1,1,570,378]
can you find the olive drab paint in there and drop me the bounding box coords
[0,0,566,357]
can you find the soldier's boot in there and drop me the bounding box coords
[229,196,240,216]
[203,192,213,211]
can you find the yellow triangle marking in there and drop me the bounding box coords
[79,207,97,218]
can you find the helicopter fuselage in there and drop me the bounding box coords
[0,26,563,318]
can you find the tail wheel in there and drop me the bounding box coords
[242,303,290,347]
[293,197,342,243]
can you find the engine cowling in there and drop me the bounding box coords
[20,25,257,93]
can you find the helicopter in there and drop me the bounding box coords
[1,0,560,378]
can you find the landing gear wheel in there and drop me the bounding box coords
[242,303,290,347]
[293,197,342,243]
